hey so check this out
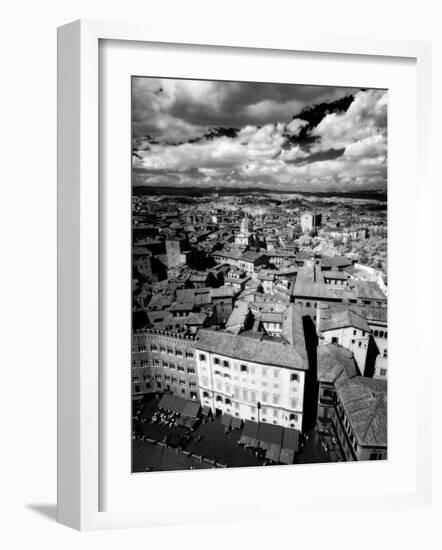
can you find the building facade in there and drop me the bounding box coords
[194,320,309,432]
[131,328,199,401]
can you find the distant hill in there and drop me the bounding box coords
[132,185,387,202]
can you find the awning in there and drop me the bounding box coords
[279,428,300,464]
[239,419,259,446]
[257,423,272,450]
[266,443,282,463]
[221,413,232,427]
[182,401,200,419]
[202,405,212,416]
[231,416,242,429]
[158,393,173,410]
[258,423,283,451]
[170,397,186,414]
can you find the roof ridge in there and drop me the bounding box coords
[362,392,385,441]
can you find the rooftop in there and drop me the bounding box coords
[226,301,250,329]
[350,280,387,301]
[317,344,358,383]
[320,308,371,333]
[196,305,308,371]
[320,255,353,268]
[336,376,387,447]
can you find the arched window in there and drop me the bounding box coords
[374,330,379,337]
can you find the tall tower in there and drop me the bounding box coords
[235,214,256,246]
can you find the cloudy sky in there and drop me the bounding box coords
[132,77,387,192]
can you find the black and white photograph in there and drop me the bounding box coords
[131,77,388,473]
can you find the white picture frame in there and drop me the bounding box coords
[57,19,432,531]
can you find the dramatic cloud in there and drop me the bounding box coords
[132,78,387,191]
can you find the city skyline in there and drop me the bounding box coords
[132,78,388,193]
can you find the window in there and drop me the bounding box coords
[353,329,357,335]
[272,394,279,405]
[150,345,158,352]
[331,337,339,344]
[162,361,168,367]
[214,357,220,365]
[203,391,210,399]
[169,362,175,370]
[223,360,229,368]
[261,392,268,403]
[351,339,355,344]
[187,367,195,374]
[290,398,297,409]
[214,370,221,377]
[175,349,183,357]
[290,373,298,382]
[167,347,173,354]
[306,302,310,308]
[199,354,206,362]
[273,370,279,378]
[289,413,298,421]
[380,368,387,376]
[240,364,248,373]
[273,409,278,417]
[153,359,160,366]
[358,341,362,348]
[186,351,194,359]
[160,346,166,353]
[383,349,388,358]
[242,389,249,401]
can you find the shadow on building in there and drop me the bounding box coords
[302,315,318,432]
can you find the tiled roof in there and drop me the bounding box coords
[317,344,358,383]
[320,308,370,333]
[336,376,387,447]
[353,305,388,323]
[320,255,353,268]
[226,301,250,328]
[196,306,308,371]
[350,280,387,301]
[210,286,235,298]
[240,250,267,262]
